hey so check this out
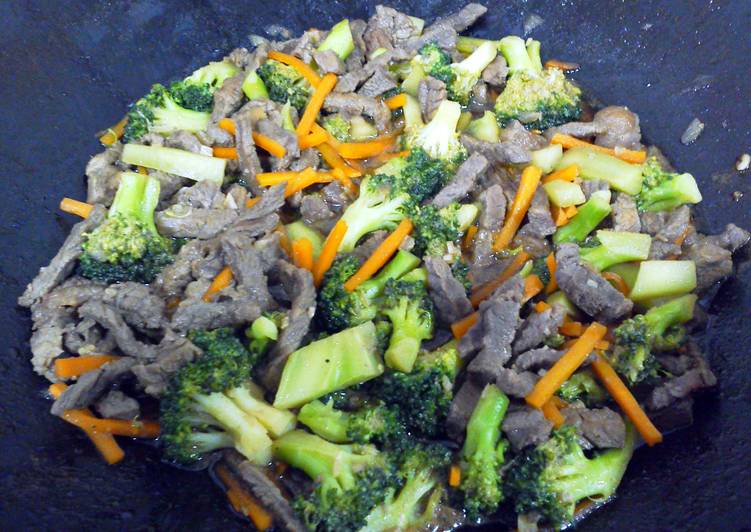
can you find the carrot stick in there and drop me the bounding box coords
[344,219,413,292]
[218,118,237,136]
[267,50,321,87]
[551,133,647,164]
[203,266,234,302]
[551,204,569,227]
[493,165,543,251]
[257,171,303,186]
[291,238,314,271]
[448,464,462,487]
[296,73,338,137]
[215,464,273,530]
[563,338,610,351]
[245,197,261,208]
[384,93,407,110]
[252,132,287,158]
[523,274,544,303]
[544,59,580,71]
[312,220,348,286]
[602,271,630,296]
[285,168,334,197]
[462,225,478,251]
[451,312,479,339]
[331,167,358,195]
[470,251,531,307]
[564,205,578,218]
[334,135,398,159]
[60,198,94,219]
[317,140,362,178]
[98,116,128,146]
[54,355,122,379]
[542,164,579,184]
[61,411,161,438]
[526,322,608,409]
[541,400,565,428]
[298,128,329,149]
[534,301,551,313]
[544,253,558,294]
[560,321,585,337]
[550,395,568,409]
[590,353,663,446]
[213,146,238,159]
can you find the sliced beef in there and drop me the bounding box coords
[495,367,538,398]
[562,404,626,449]
[301,194,336,233]
[404,3,486,53]
[275,30,324,64]
[18,205,106,308]
[482,56,508,87]
[358,65,397,97]
[95,390,140,420]
[425,256,473,325]
[555,243,633,323]
[77,300,158,359]
[513,305,565,354]
[648,205,691,261]
[502,406,553,451]
[101,282,165,331]
[312,49,345,74]
[165,130,207,154]
[460,134,531,165]
[478,184,506,231]
[611,192,641,233]
[649,397,695,434]
[431,152,488,208]
[647,343,716,410]
[427,3,487,33]
[234,106,264,193]
[513,228,551,258]
[156,207,239,240]
[51,357,136,416]
[151,170,187,200]
[172,180,224,209]
[521,186,556,238]
[351,230,388,261]
[446,379,485,441]
[417,77,447,121]
[86,145,123,205]
[513,346,565,372]
[63,317,114,356]
[321,181,350,213]
[257,119,300,172]
[549,106,642,150]
[323,92,391,132]
[499,120,548,151]
[132,331,202,397]
[211,72,247,121]
[155,237,223,299]
[581,179,610,200]
[706,223,751,252]
[363,5,416,54]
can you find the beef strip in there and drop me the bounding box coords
[275,30,324,63]
[404,3,486,53]
[321,181,350,213]
[63,317,114,356]
[323,92,391,132]
[502,406,553,451]
[95,390,140,420]
[51,357,136,416]
[425,256,473,325]
[549,106,642,149]
[460,134,532,165]
[520,186,556,238]
[685,223,750,292]
[300,194,337,233]
[513,346,565,372]
[482,56,508,87]
[648,205,691,260]
[165,130,207,154]
[562,404,626,449]
[351,231,388,261]
[495,367,538,398]
[647,343,717,410]
[705,223,751,252]
[312,49,345,74]
[431,152,488,208]
[211,72,247,121]
[358,65,397,97]
[580,179,610,200]
[156,207,239,240]
[151,170,187,201]
[426,3,487,33]
[417,77,447,121]
[446,379,485,441]
[172,180,224,209]
[363,5,416,54]
[77,300,158,359]
[132,331,202,397]
[234,106,264,193]
[513,305,565,354]
[85,144,123,205]
[155,237,223,299]
[18,205,106,308]
[611,192,641,233]
[499,120,548,151]
[649,397,695,434]
[555,243,633,322]
[101,282,165,331]
[223,450,307,532]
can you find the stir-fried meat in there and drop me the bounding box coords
[519,186,556,239]
[425,255,473,325]
[460,134,532,165]
[358,65,398,97]
[500,120,548,151]
[431,152,488,208]
[101,282,165,331]
[562,404,626,449]
[647,343,717,410]
[85,144,123,205]
[611,192,641,233]
[495,367,538,398]
[51,357,136,416]
[323,92,391,132]
[312,49,345,75]
[362,5,417,54]
[165,130,207,154]
[512,346,565,372]
[482,56,509,87]
[446,378,485,441]
[132,331,202,397]
[502,406,553,452]
[94,390,140,420]
[78,300,158,360]
[418,77,447,121]
[156,207,239,240]
[551,106,642,149]
[512,305,565,354]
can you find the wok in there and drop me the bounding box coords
[1,0,750,529]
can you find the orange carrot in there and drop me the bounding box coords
[218,118,237,135]
[334,135,398,159]
[54,355,122,379]
[526,322,608,409]
[61,412,160,438]
[560,321,585,337]
[60,198,94,219]
[564,205,578,218]
[215,464,273,531]
[296,73,338,137]
[203,266,234,302]
[542,164,579,184]
[245,197,261,208]
[312,220,348,286]
[213,146,238,159]
[551,205,569,227]
[541,400,565,428]
[550,395,568,410]
[257,171,303,186]
[448,464,462,487]
[545,253,558,294]
[462,225,478,251]
[298,127,329,149]
[331,167,358,195]
[451,312,479,339]
[534,300,551,313]
[551,133,647,164]
[470,251,531,307]
[563,338,610,351]
[523,274,544,303]
[344,219,413,292]
[253,132,287,158]
[493,165,543,251]
[544,59,580,71]
[674,227,690,247]
[602,271,630,296]
[267,50,321,86]
[384,93,407,110]
[317,142,362,178]
[291,238,314,271]
[591,354,663,446]
[285,168,334,197]
[98,116,128,146]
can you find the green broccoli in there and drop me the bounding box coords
[322,113,352,142]
[412,203,479,260]
[636,157,703,212]
[380,278,435,373]
[160,328,295,465]
[78,172,175,284]
[466,110,501,142]
[402,42,452,96]
[430,40,498,105]
[256,59,313,112]
[123,84,211,142]
[458,384,510,520]
[403,99,468,167]
[246,311,286,358]
[557,369,607,407]
[579,230,652,271]
[608,294,697,384]
[506,424,635,528]
[452,259,472,294]
[495,36,581,130]
[553,190,612,244]
[530,256,552,287]
[169,60,240,112]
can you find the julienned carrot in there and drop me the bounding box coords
[564,205,578,218]
[291,238,314,271]
[203,266,234,302]
[448,464,462,487]
[462,225,478,251]
[590,354,663,446]
[215,464,273,531]
[298,128,329,149]
[245,197,261,208]
[545,253,558,294]
[331,167,358,195]
[563,337,610,351]
[541,400,565,428]
[551,133,647,164]
[344,219,413,292]
[285,168,334,197]
[544,59,580,71]
[543,164,579,184]
[451,312,479,339]
[551,205,569,227]
[312,220,348,286]
[49,383,125,465]
[296,73,338,137]
[267,50,321,87]
[218,118,237,136]
[523,274,544,303]
[54,355,122,379]
[60,197,94,219]
[493,165,543,251]
[334,135,398,159]
[317,142,361,178]
[257,171,303,186]
[602,271,630,296]
[526,322,608,409]
[470,251,531,307]
[253,132,287,158]
[534,300,551,313]
[61,411,161,438]
[98,116,128,146]
[560,321,585,337]
[213,146,238,159]
[384,93,407,110]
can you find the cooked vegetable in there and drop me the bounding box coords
[636,157,703,212]
[551,133,647,164]
[403,99,467,167]
[54,355,122,379]
[257,59,314,112]
[557,369,607,406]
[553,189,612,244]
[557,147,644,194]
[466,110,501,142]
[296,73,338,137]
[471,250,531,307]
[543,179,586,207]
[629,260,697,301]
[412,202,478,260]
[317,19,355,60]
[241,70,269,101]
[531,143,564,173]
[322,114,352,142]
[203,266,234,302]
[427,41,498,105]
[313,219,349,285]
[381,278,435,373]
[246,312,285,358]
[121,143,226,183]
[285,221,324,259]
[579,230,652,271]
[494,165,543,250]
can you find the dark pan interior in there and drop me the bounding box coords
[1,1,750,529]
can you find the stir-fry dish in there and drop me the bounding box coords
[19,4,750,531]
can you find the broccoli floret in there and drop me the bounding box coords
[553,190,612,244]
[380,279,435,373]
[579,230,652,271]
[452,258,472,294]
[161,328,295,465]
[246,311,286,359]
[317,251,420,332]
[372,341,461,436]
[530,256,552,287]
[123,84,212,142]
[256,59,312,112]
[169,59,240,112]
[458,384,510,520]
[506,424,635,528]
[636,157,703,212]
[608,294,697,384]
[495,36,581,130]
[274,430,397,532]
[401,42,452,96]
[412,203,479,260]
[404,99,468,167]
[78,172,175,284]
[557,369,607,407]
[434,41,498,105]
[466,110,501,142]
[322,113,351,142]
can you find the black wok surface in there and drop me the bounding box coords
[2,1,750,529]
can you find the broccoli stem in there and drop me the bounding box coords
[225,385,296,438]
[242,71,269,101]
[385,331,422,373]
[543,179,586,208]
[298,400,350,443]
[362,470,438,531]
[629,260,697,302]
[285,220,324,258]
[643,294,697,337]
[553,190,612,244]
[149,96,211,134]
[456,36,499,55]
[637,172,702,212]
[531,144,563,173]
[499,35,539,74]
[525,39,543,71]
[455,40,498,78]
[402,94,424,129]
[359,250,420,299]
[109,172,160,234]
[280,102,296,132]
[466,110,501,143]
[579,230,652,271]
[463,384,509,460]
[401,63,426,97]
[410,99,464,161]
[557,147,644,194]
[121,143,226,183]
[317,19,355,60]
